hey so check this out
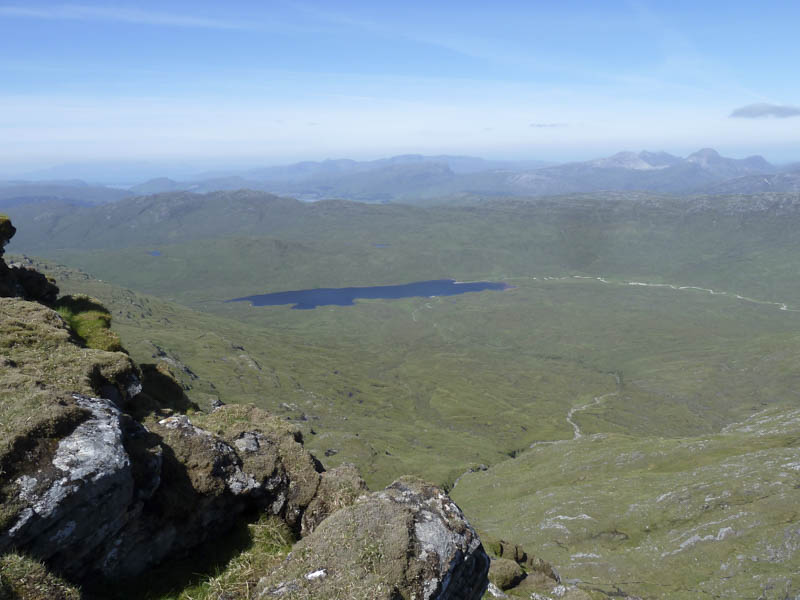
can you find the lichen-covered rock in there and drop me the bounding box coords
[475,533,590,599]
[0,395,141,576]
[1,298,142,545]
[0,388,333,581]
[255,477,490,599]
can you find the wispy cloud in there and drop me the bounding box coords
[730,103,800,119]
[0,4,252,30]
[530,122,567,128]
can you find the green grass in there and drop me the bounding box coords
[0,553,81,600]
[452,406,800,599]
[33,259,800,493]
[54,294,123,352]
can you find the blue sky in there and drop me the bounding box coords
[1,0,799,173]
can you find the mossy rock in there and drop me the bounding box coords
[479,532,561,583]
[255,478,489,600]
[301,462,368,536]
[488,558,526,591]
[0,299,138,451]
[192,404,323,528]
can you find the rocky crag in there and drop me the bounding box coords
[0,216,58,304]
[0,215,497,599]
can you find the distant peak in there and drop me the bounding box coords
[590,151,667,170]
[688,148,721,159]
[686,148,723,168]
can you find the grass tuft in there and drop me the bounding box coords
[0,553,81,600]
[54,294,123,352]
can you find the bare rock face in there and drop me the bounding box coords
[256,477,490,600]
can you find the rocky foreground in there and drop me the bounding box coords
[0,215,586,599]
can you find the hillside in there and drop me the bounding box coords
[0,181,131,207]
[452,406,800,599]
[5,186,800,598]
[0,216,509,600]
[8,189,800,303]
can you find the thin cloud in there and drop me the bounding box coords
[530,123,567,128]
[0,4,253,30]
[730,103,800,119]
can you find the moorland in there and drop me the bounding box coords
[4,164,800,598]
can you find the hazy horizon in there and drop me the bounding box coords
[4,144,799,185]
[2,1,799,175]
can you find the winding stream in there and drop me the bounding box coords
[565,392,618,440]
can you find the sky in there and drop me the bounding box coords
[1,0,799,175]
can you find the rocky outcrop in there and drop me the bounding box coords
[0,397,327,579]
[256,477,490,599]
[0,294,489,594]
[0,214,58,304]
[0,395,141,575]
[2,368,490,597]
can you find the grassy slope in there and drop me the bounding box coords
[452,406,800,599]
[40,262,615,488]
[35,260,800,492]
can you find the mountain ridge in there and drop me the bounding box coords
[9,148,793,204]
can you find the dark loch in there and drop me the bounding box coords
[227,279,510,310]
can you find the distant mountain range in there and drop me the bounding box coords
[0,180,132,207]
[3,149,798,207]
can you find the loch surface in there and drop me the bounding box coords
[228,279,510,310]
